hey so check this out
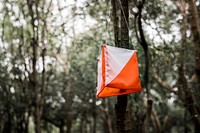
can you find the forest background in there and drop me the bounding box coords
[0,0,200,133]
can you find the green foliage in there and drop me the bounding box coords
[0,0,199,132]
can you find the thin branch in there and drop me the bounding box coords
[131,11,141,44]
[136,1,149,97]
[153,74,177,94]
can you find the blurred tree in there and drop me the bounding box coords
[0,0,200,133]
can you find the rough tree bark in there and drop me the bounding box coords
[112,0,132,133]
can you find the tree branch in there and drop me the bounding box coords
[152,74,177,94]
[136,1,149,97]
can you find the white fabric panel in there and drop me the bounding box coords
[97,53,102,94]
[105,45,135,85]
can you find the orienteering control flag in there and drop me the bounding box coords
[96,45,142,98]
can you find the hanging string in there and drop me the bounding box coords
[102,0,136,49]
[118,0,129,32]
[118,0,136,49]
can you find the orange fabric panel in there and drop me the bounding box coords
[97,87,141,98]
[102,45,106,87]
[107,52,141,90]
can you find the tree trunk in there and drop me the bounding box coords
[65,84,73,133]
[26,0,41,132]
[187,0,200,132]
[177,1,189,133]
[92,96,97,133]
[112,0,132,132]
[111,0,119,46]
[33,38,41,133]
[120,0,129,49]
[115,96,132,133]
[188,0,200,82]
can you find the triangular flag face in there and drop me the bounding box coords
[96,45,142,98]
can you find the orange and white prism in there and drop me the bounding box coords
[96,45,142,98]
